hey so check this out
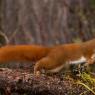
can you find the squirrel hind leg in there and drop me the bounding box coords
[34,57,55,76]
[34,57,48,76]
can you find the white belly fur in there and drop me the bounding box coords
[48,56,87,73]
[69,56,87,64]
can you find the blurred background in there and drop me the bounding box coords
[0,0,95,46]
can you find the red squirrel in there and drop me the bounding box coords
[0,39,95,76]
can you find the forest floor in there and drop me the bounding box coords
[0,67,95,95]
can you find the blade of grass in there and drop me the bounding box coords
[77,81,95,95]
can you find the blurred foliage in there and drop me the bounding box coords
[89,0,95,8]
[72,37,82,43]
[1,0,95,45]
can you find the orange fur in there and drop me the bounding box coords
[0,39,95,76]
[0,45,52,62]
[34,39,95,75]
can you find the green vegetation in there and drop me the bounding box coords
[77,72,95,95]
[90,0,95,8]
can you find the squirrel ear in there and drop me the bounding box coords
[0,31,9,47]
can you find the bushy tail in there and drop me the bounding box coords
[0,45,52,63]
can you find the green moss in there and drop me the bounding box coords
[77,73,95,95]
